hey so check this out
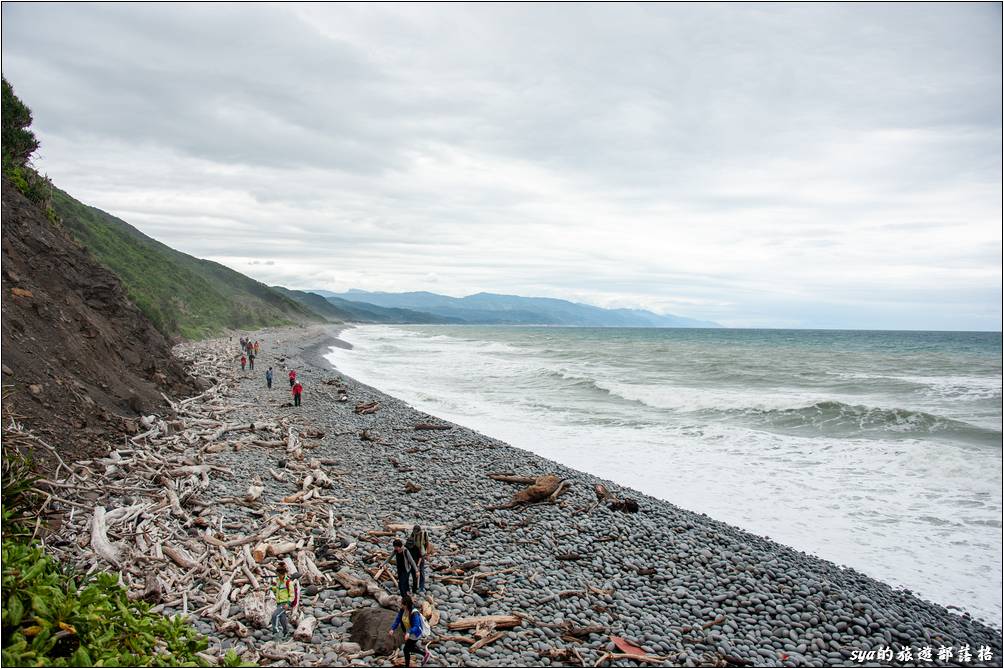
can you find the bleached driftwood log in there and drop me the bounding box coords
[293,615,317,641]
[241,591,271,629]
[90,506,122,567]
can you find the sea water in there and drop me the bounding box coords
[325,326,1003,625]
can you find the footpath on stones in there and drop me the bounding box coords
[41,325,1002,667]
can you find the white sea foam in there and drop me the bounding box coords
[326,324,1003,626]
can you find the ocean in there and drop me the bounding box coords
[325,325,1003,626]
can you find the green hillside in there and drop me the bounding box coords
[51,188,324,339]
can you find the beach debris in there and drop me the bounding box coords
[404,481,421,493]
[486,473,569,510]
[594,483,639,513]
[244,474,264,502]
[543,647,586,666]
[446,614,522,631]
[388,456,411,472]
[592,636,668,666]
[354,401,380,415]
[360,429,382,443]
[414,422,452,431]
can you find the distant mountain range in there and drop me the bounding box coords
[304,289,720,328]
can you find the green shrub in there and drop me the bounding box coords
[1,540,208,667]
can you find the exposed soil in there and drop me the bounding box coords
[1,177,200,470]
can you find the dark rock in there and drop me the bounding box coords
[349,607,402,655]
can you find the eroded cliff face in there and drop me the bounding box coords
[2,177,199,468]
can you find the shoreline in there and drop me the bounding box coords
[319,323,1004,627]
[239,325,1001,665]
[46,324,1003,667]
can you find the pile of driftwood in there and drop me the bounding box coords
[24,338,396,666]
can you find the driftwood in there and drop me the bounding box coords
[593,636,667,666]
[414,423,451,431]
[293,615,317,641]
[594,483,639,513]
[333,569,400,609]
[89,506,122,567]
[487,474,566,510]
[446,615,522,631]
[241,591,271,629]
[20,335,449,660]
[354,401,380,415]
[163,544,201,570]
[245,475,264,503]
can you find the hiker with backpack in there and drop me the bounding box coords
[289,369,297,387]
[266,366,274,390]
[292,380,303,407]
[240,354,247,371]
[407,525,431,595]
[384,538,419,596]
[388,594,431,667]
[270,562,300,639]
[248,351,255,371]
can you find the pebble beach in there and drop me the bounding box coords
[169,325,1002,667]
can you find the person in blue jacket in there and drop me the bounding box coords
[388,594,430,666]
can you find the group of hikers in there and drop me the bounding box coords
[236,337,303,407]
[268,525,433,666]
[239,337,260,371]
[237,334,431,664]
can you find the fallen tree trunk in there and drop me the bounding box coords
[488,475,563,510]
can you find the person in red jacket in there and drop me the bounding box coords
[292,380,303,407]
[240,355,247,371]
[288,369,297,388]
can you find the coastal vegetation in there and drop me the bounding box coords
[1,77,55,222]
[52,189,324,339]
[1,411,207,667]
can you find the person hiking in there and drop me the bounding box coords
[384,538,419,596]
[240,354,247,371]
[266,366,274,390]
[292,380,303,407]
[387,594,431,667]
[248,351,255,371]
[270,562,299,639]
[254,340,260,354]
[407,525,431,594]
[288,369,297,388]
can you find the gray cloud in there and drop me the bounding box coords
[2,3,1000,329]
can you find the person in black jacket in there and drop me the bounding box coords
[384,538,419,596]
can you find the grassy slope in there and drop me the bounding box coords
[52,188,324,339]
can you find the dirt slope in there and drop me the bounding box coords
[1,177,199,468]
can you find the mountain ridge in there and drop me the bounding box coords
[313,289,720,327]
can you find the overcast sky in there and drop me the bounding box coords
[2,3,1001,329]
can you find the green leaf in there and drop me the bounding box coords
[6,592,24,626]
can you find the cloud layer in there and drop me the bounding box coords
[3,3,1001,329]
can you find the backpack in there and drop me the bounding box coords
[416,611,431,638]
[406,536,422,561]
